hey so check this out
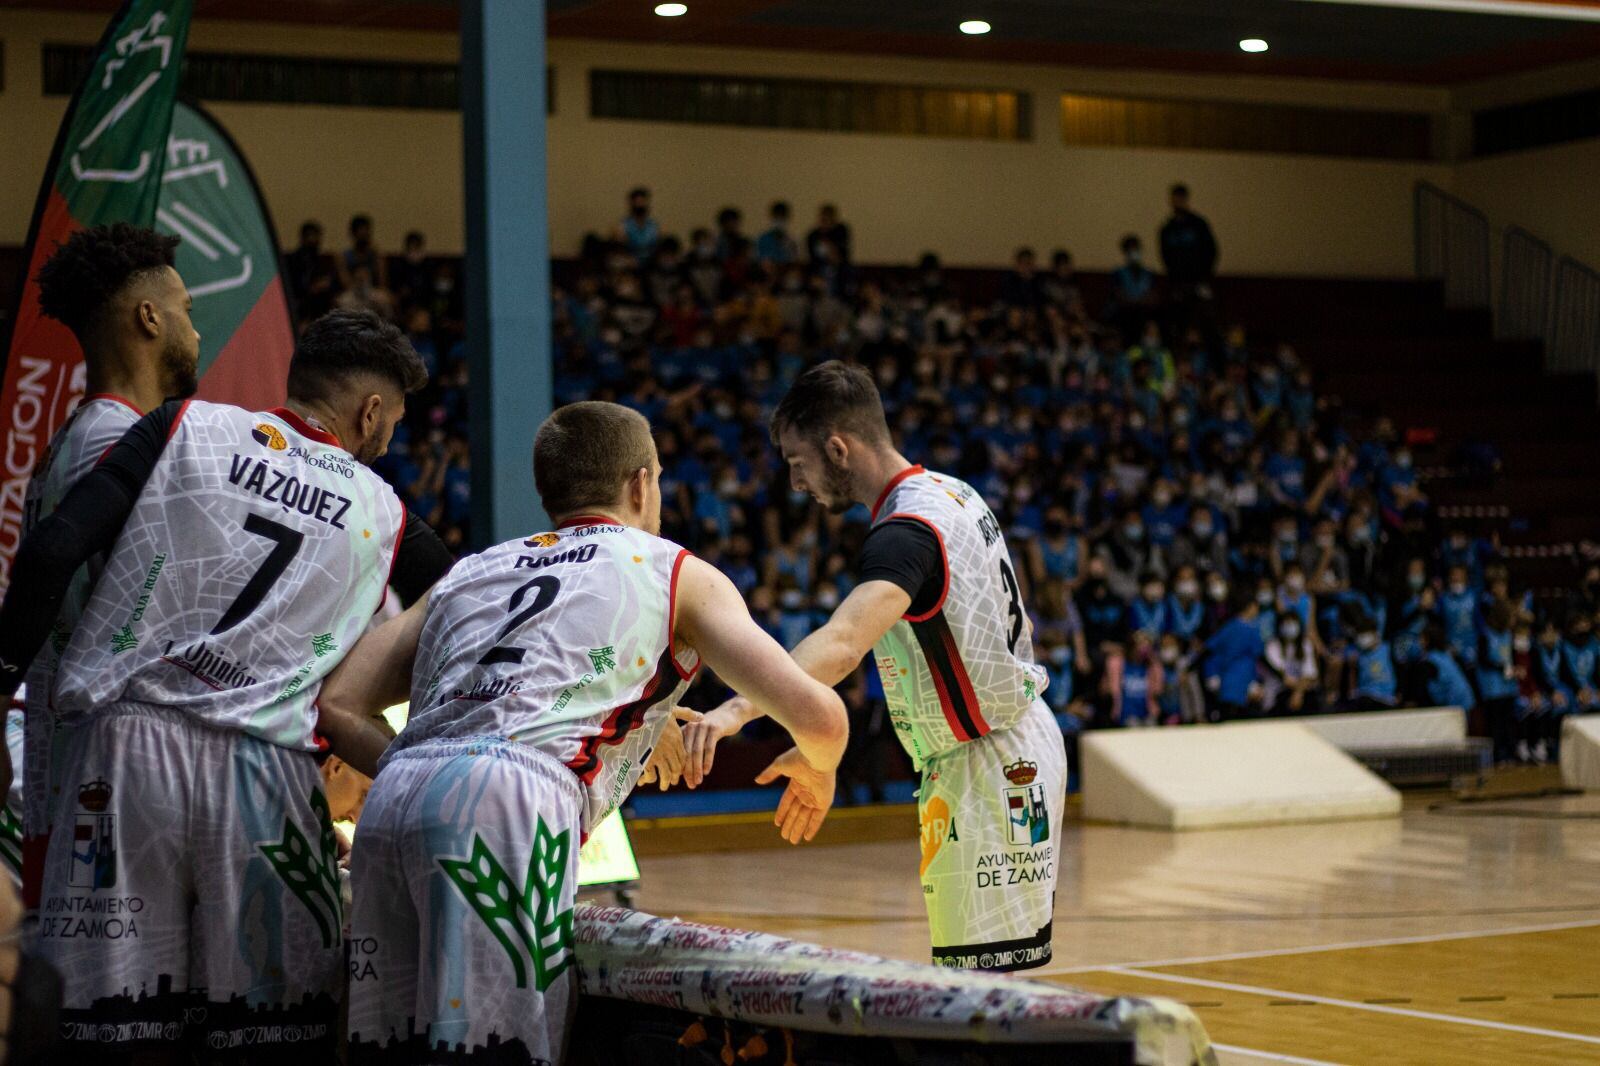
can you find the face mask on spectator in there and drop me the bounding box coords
[1349,525,1372,545]
[1357,631,1379,650]
[1395,451,1413,470]
[1208,580,1228,602]
[1315,533,1334,549]
[1285,576,1306,594]
[1048,647,1070,666]
[1449,580,1467,595]
[1408,572,1426,591]
[1278,528,1297,544]
[1127,249,1142,265]
[1152,489,1172,508]
[1124,523,1144,542]
[1280,620,1301,640]
[1256,590,1274,607]
[1514,635,1532,653]
[1171,410,1191,429]
[1159,646,1179,665]
[1176,580,1199,599]
[1192,518,1213,539]
[816,589,840,610]
[780,591,805,610]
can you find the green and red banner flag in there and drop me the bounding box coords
[161,99,294,411]
[0,0,293,586]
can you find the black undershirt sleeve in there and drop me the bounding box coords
[390,510,455,607]
[858,518,944,618]
[0,399,182,697]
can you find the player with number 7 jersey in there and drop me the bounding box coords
[0,310,453,1061]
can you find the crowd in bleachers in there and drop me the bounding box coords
[283,187,1600,787]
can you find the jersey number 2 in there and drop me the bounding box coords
[998,558,1024,654]
[477,575,562,665]
[212,514,305,634]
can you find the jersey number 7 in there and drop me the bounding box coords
[212,513,305,634]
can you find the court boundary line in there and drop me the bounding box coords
[1111,967,1600,1046]
[1209,1043,1348,1066]
[1037,916,1600,975]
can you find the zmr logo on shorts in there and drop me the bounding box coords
[252,423,288,451]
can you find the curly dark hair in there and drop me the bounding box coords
[34,223,180,340]
[288,309,427,401]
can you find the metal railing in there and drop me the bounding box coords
[1414,182,1490,309]
[1497,226,1554,342]
[1549,256,1600,385]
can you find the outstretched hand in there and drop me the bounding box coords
[755,746,836,845]
[680,700,751,788]
[639,707,703,791]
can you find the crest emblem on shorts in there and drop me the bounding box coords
[252,423,287,450]
[1003,760,1049,847]
[71,779,117,889]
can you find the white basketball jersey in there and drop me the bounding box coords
[19,395,141,711]
[869,467,1048,767]
[390,518,699,833]
[54,401,405,750]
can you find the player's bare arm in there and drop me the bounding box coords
[683,578,910,789]
[674,555,849,840]
[316,592,430,777]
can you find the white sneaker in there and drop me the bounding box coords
[1516,740,1532,763]
[1533,739,1550,764]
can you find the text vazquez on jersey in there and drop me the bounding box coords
[227,452,355,529]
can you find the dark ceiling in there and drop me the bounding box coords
[8,0,1600,83]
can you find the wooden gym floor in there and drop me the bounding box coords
[623,767,1600,1065]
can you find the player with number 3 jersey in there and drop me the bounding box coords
[315,401,848,1065]
[0,310,452,1062]
[685,360,1066,973]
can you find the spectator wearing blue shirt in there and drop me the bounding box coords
[1347,620,1398,709]
[1142,481,1188,548]
[1533,619,1574,758]
[1476,603,1520,763]
[1202,590,1265,720]
[615,186,659,260]
[1129,573,1170,637]
[1106,632,1163,726]
[1421,624,1476,715]
[1439,565,1480,669]
[1562,614,1600,712]
[1166,566,1205,643]
[755,200,798,266]
[1027,508,1085,588]
[1379,447,1426,516]
[1107,234,1159,344]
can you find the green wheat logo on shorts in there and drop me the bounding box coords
[258,788,342,948]
[438,820,575,991]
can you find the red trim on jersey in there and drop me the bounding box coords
[271,407,341,447]
[83,393,143,416]
[556,514,622,530]
[883,512,950,623]
[165,399,192,444]
[668,548,701,682]
[566,644,680,784]
[870,465,925,522]
[378,501,407,614]
[939,623,989,737]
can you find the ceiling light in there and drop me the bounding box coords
[959,20,992,35]
[655,3,687,15]
[1239,38,1268,53]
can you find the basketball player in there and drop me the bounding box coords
[8,224,202,897]
[0,309,453,1060]
[685,360,1066,973]
[314,401,848,1064]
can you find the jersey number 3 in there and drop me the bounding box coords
[998,558,1024,654]
[478,575,562,666]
